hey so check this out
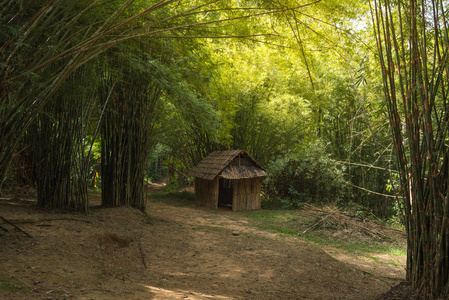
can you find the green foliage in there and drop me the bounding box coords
[263,141,348,209]
[148,190,195,206]
[146,144,170,182]
[200,40,312,165]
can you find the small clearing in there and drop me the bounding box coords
[0,190,405,299]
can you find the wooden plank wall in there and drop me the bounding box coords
[232,178,262,211]
[195,177,219,209]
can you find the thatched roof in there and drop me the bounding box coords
[189,150,267,180]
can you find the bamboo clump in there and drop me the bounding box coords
[372,0,449,296]
[101,53,159,210]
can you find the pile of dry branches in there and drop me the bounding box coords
[299,204,405,241]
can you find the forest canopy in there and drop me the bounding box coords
[2,0,383,213]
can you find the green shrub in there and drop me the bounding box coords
[263,141,348,208]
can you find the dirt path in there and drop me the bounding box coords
[1,195,402,299]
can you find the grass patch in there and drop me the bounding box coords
[0,277,27,292]
[147,191,195,206]
[246,210,298,225]
[243,209,406,264]
[321,237,404,257]
[88,187,102,195]
[298,231,406,269]
[245,210,309,234]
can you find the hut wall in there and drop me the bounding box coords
[195,177,219,209]
[232,178,262,211]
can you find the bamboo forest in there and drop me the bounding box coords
[1,0,449,299]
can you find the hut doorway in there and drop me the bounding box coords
[218,178,233,208]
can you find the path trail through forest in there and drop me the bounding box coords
[0,190,404,299]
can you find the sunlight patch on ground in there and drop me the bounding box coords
[218,268,245,278]
[324,247,406,280]
[144,285,233,299]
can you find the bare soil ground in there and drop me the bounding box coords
[1,188,406,299]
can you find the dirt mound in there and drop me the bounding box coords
[1,195,401,299]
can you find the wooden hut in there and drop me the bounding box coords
[189,150,267,211]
